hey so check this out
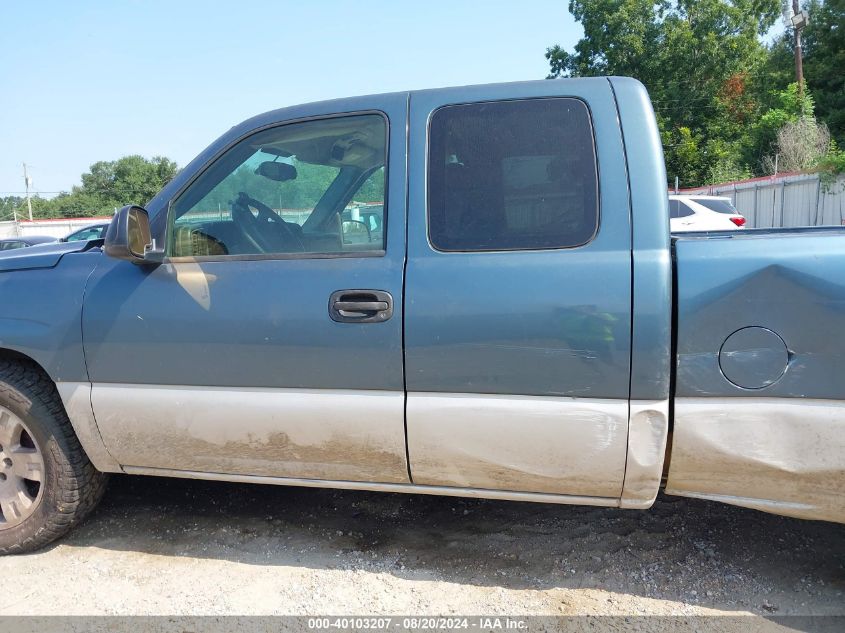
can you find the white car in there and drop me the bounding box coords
[669,195,747,232]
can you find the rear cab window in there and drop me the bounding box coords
[427,98,598,251]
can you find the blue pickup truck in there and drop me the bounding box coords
[0,78,842,553]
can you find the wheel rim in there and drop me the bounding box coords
[0,406,45,529]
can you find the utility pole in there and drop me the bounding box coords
[790,1,809,104]
[22,162,33,221]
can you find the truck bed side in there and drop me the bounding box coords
[667,228,845,522]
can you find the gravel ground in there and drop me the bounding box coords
[0,474,842,620]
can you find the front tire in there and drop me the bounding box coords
[0,360,108,554]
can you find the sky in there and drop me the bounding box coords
[0,1,581,198]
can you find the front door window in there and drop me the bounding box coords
[169,114,387,258]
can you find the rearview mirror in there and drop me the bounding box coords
[255,161,297,182]
[104,205,163,265]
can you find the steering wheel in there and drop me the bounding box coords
[231,192,305,252]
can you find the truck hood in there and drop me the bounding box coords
[0,240,100,273]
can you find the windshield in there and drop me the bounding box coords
[694,199,739,215]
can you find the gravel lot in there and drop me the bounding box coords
[0,474,842,621]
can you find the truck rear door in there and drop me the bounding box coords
[404,79,633,499]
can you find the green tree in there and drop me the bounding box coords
[546,0,781,186]
[24,155,180,219]
[0,196,25,221]
[78,155,179,210]
[803,0,845,144]
[754,82,816,154]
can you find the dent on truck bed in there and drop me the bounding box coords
[667,230,845,522]
[667,398,845,522]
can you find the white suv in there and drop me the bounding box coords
[669,195,747,232]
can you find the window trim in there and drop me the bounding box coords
[164,249,386,264]
[162,109,391,263]
[424,96,601,254]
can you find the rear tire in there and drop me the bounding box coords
[0,359,108,554]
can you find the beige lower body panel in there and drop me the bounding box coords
[122,465,620,507]
[92,384,409,484]
[406,392,628,497]
[56,382,122,473]
[666,397,845,523]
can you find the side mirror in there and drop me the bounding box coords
[104,205,164,265]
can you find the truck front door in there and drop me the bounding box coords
[82,95,409,484]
